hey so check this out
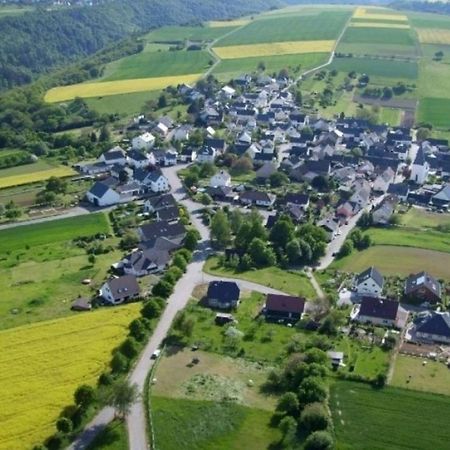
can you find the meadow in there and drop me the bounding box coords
[399,207,450,228]
[0,160,75,188]
[0,304,140,450]
[353,7,407,22]
[151,397,280,450]
[417,97,450,128]
[145,24,238,42]
[45,73,202,102]
[331,380,450,450]
[341,27,415,46]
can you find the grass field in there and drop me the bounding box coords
[145,25,237,42]
[399,207,450,228]
[408,13,450,30]
[349,21,410,29]
[417,28,450,45]
[216,11,351,46]
[330,56,418,79]
[332,245,450,279]
[391,355,450,396]
[331,380,450,450]
[341,27,415,46]
[380,107,402,125]
[151,397,280,450]
[0,5,32,17]
[214,40,334,59]
[353,7,407,22]
[102,50,213,81]
[208,19,250,28]
[418,97,450,128]
[87,421,128,450]
[0,304,140,449]
[203,256,315,298]
[0,160,75,188]
[45,73,202,103]
[337,42,417,57]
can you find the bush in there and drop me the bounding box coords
[56,417,72,434]
[165,266,183,283]
[46,434,63,450]
[129,318,147,341]
[276,392,299,416]
[304,430,334,450]
[98,372,113,386]
[298,377,328,406]
[74,384,95,410]
[299,403,329,433]
[120,337,139,359]
[141,299,163,319]
[152,280,174,298]
[172,253,188,272]
[111,352,128,373]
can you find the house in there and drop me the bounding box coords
[240,190,276,207]
[210,170,231,187]
[179,147,197,163]
[138,220,186,243]
[121,248,170,276]
[264,294,306,322]
[156,206,179,223]
[207,281,240,309]
[221,85,236,99]
[86,182,120,207]
[154,122,169,137]
[132,132,155,150]
[354,267,384,297]
[163,150,178,167]
[432,184,450,207]
[373,167,395,193]
[206,185,235,202]
[99,146,127,166]
[410,148,429,185]
[284,193,310,210]
[336,201,359,220]
[416,313,450,344]
[128,149,151,169]
[352,297,407,328]
[317,216,339,241]
[387,182,409,202]
[197,146,216,163]
[99,275,141,305]
[372,196,397,225]
[255,162,278,180]
[404,271,442,304]
[144,193,177,213]
[148,169,170,193]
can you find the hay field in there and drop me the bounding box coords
[350,21,410,29]
[417,28,450,45]
[208,19,250,28]
[45,73,202,103]
[0,165,75,188]
[353,7,408,22]
[214,40,334,59]
[0,304,140,449]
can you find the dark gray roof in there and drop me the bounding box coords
[128,149,148,161]
[124,248,170,273]
[106,275,140,301]
[157,206,179,222]
[207,281,240,303]
[139,220,186,242]
[148,194,177,211]
[387,183,409,197]
[405,272,441,298]
[417,313,450,337]
[284,193,309,206]
[414,147,426,165]
[359,297,399,320]
[356,267,384,288]
[240,190,273,203]
[88,182,110,198]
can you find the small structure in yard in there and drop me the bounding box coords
[215,313,235,325]
[71,297,92,311]
[207,281,240,310]
[327,351,344,368]
[264,294,306,323]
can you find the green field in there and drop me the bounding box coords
[151,397,280,450]
[145,25,238,42]
[399,207,450,228]
[332,245,450,279]
[391,355,450,397]
[204,256,315,298]
[337,41,417,57]
[331,380,450,450]
[418,97,450,128]
[217,11,350,46]
[330,56,418,79]
[103,50,213,81]
[408,13,450,30]
[341,27,415,46]
[380,107,402,125]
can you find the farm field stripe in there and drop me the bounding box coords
[353,6,408,21]
[417,28,450,44]
[208,19,250,28]
[0,167,76,189]
[213,40,335,59]
[350,21,410,29]
[45,73,203,103]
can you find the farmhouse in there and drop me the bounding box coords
[207,281,240,309]
[354,267,384,297]
[99,275,141,305]
[416,313,450,344]
[404,272,442,304]
[86,182,120,207]
[264,294,305,322]
[352,297,408,329]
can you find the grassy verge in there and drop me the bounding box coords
[86,420,128,450]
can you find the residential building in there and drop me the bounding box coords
[239,190,276,207]
[404,271,442,304]
[99,275,141,305]
[352,297,408,329]
[132,132,155,150]
[264,294,306,322]
[207,281,240,309]
[210,170,231,187]
[354,267,384,297]
[86,182,120,207]
[410,147,429,185]
[416,313,450,344]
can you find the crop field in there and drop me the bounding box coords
[0,160,75,188]
[145,25,237,42]
[349,21,410,29]
[0,304,140,449]
[332,245,450,279]
[391,355,450,397]
[216,11,351,46]
[331,380,450,450]
[151,397,280,450]
[380,107,402,125]
[45,73,202,103]
[102,50,213,81]
[353,7,408,22]
[408,13,450,30]
[208,19,250,28]
[214,40,334,59]
[330,56,418,79]
[417,28,450,45]
[341,27,415,46]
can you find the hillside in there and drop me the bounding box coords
[0,0,281,90]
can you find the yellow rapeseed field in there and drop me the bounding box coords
[0,304,140,449]
[208,19,250,28]
[350,21,410,29]
[353,7,408,21]
[45,73,203,103]
[214,40,335,59]
[417,28,450,45]
[0,166,75,189]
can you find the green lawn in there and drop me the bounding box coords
[337,42,418,57]
[332,245,450,280]
[151,397,281,450]
[391,355,450,396]
[330,56,418,79]
[0,213,111,254]
[331,380,450,450]
[341,27,416,46]
[418,97,450,128]
[380,107,402,125]
[145,25,237,42]
[86,421,128,450]
[102,50,213,81]
[399,207,450,228]
[203,256,316,298]
[217,11,351,46]
[0,159,59,178]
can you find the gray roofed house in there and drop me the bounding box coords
[239,190,276,207]
[387,182,409,201]
[207,281,241,309]
[144,193,177,213]
[405,271,442,304]
[416,313,450,343]
[100,275,141,305]
[352,297,408,328]
[138,220,186,243]
[122,248,170,276]
[156,206,180,223]
[86,181,120,207]
[372,196,398,225]
[355,267,384,297]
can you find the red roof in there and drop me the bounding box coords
[266,294,305,314]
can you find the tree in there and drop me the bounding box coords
[269,171,289,188]
[286,239,302,264]
[382,86,393,100]
[270,216,295,250]
[158,94,167,108]
[199,162,216,178]
[120,337,139,359]
[74,385,95,410]
[172,253,188,272]
[56,417,72,434]
[129,318,147,341]
[88,254,96,265]
[417,127,431,142]
[199,192,212,205]
[99,125,110,142]
[119,231,139,250]
[276,392,299,416]
[319,310,345,336]
[46,176,67,194]
[184,173,199,189]
[111,352,128,373]
[248,237,276,268]
[278,415,297,446]
[211,210,231,249]
[107,381,139,419]
[141,299,163,319]
[298,377,328,405]
[152,280,173,298]
[184,229,199,251]
[337,240,353,258]
[304,431,334,450]
[231,156,253,174]
[304,348,328,365]
[257,61,266,71]
[299,403,329,433]
[311,175,330,192]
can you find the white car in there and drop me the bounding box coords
[151,349,161,360]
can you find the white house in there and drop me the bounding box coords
[221,85,236,99]
[210,170,231,187]
[99,275,141,305]
[416,313,450,344]
[197,146,216,163]
[132,132,155,151]
[373,167,395,193]
[410,148,429,185]
[86,182,120,207]
[98,146,127,166]
[127,149,151,169]
[148,170,170,193]
[354,267,384,297]
[352,297,407,329]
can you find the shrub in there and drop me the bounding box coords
[98,372,113,386]
[120,337,139,359]
[304,430,334,450]
[74,385,95,410]
[298,377,328,406]
[141,299,163,319]
[56,417,72,434]
[111,352,128,373]
[299,402,329,433]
